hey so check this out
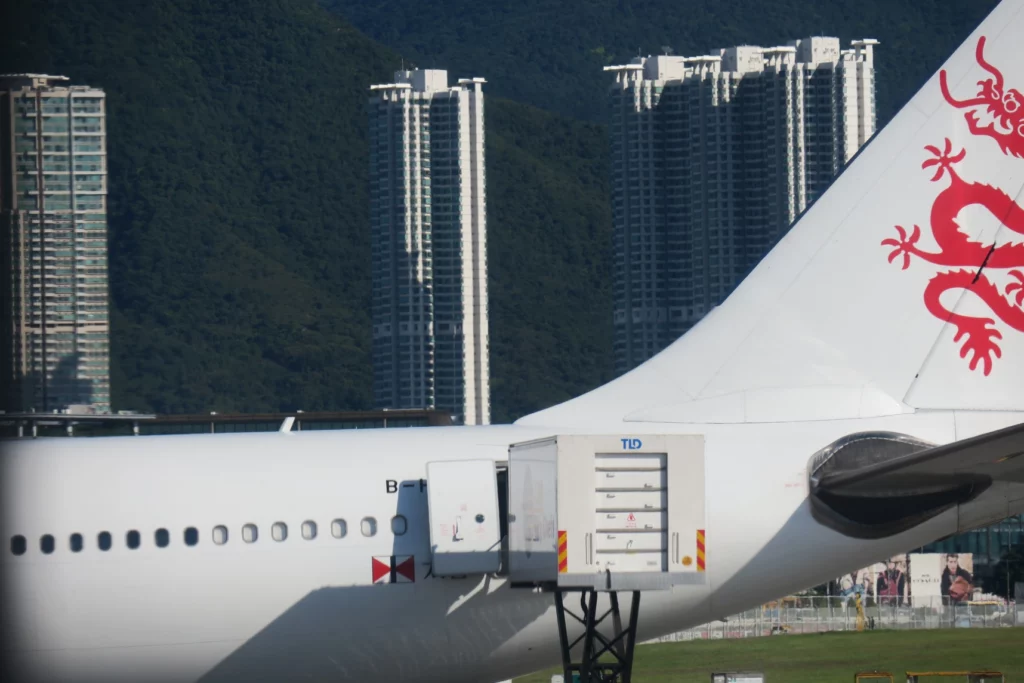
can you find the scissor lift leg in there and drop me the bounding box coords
[554,589,641,683]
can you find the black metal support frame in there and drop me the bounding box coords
[554,589,641,683]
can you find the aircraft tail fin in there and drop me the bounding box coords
[520,0,1024,427]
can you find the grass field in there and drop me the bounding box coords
[514,628,1024,682]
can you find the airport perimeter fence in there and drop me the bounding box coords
[644,597,1020,644]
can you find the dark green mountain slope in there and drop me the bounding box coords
[322,0,998,125]
[2,0,612,421]
[486,101,612,420]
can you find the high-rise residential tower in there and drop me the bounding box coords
[606,38,878,374]
[1,74,111,413]
[368,69,490,425]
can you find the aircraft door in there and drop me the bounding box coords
[425,460,502,576]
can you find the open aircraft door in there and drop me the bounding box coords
[426,460,502,576]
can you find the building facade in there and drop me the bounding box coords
[606,38,878,374]
[1,74,111,413]
[368,69,490,425]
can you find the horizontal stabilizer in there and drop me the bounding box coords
[817,422,1024,491]
[809,422,1024,538]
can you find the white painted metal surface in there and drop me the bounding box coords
[2,414,1022,683]
[507,434,706,590]
[426,459,501,575]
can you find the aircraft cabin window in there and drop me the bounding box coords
[242,524,258,543]
[361,517,377,537]
[301,521,317,540]
[184,527,199,547]
[391,515,408,536]
[271,522,288,542]
[126,530,141,549]
[70,533,84,553]
[212,526,228,545]
[155,528,170,548]
[11,535,26,556]
[98,531,112,551]
[331,519,347,539]
[40,534,55,555]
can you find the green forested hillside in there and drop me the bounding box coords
[322,0,998,125]
[1,0,998,422]
[1,0,612,421]
[486,101,612,418]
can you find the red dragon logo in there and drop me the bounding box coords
[939,36,1024,159]
[882,38,1024,376]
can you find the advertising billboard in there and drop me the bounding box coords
[834,554,908,605]
[874,554,909,605]
[833,553,974,604]
[908,553,975,603]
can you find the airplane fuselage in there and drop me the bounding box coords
[3,409,1020,683]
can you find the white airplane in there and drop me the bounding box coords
[5,2,1024,682]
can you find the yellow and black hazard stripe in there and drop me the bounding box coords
[696,529,706,572]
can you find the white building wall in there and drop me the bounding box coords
[369,71,490,425]
[841,54,861,162]
[854,40,879,151]
[463,80,490,426]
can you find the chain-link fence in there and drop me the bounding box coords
[645,597,1020,644]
